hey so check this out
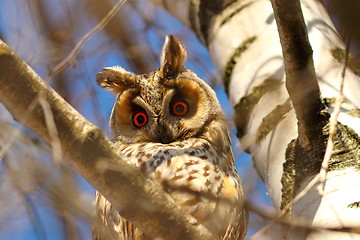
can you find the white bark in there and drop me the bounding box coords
[151,0,360,238]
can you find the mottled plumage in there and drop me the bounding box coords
[93,35,247,240]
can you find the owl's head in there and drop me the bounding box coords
[97,35,227,145]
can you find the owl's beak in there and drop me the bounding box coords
[157,123,174,144]
[154,119,178,144]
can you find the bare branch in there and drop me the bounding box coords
[49,0,127,78]
[39,97,62,164]
[247,201,360,236]
[0,40,213,240]
[318,38,350,192]
[33,0,72,102]
[270,0,328,148]
[87,0,153,73]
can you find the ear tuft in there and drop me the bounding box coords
[96,66,136,94]
[159,35,187,78]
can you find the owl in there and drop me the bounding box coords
[92,35,248,240]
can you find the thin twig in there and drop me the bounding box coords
[47,0,127,81]
[250,174,320,239]
[247,200,360,235]
[0,95,41,160]
[247,221,275,240]
[318,38,350,193]
[2,157,48,240]
[39,95,62,164]
[87,0,152,73]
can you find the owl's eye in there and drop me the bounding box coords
[171,101,189,116]
[132,112,148,128]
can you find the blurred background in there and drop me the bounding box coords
[0,0,358,239]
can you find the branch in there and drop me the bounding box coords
[87,0,153,73]
[246,201,360,236]
[270,0,328,148]
[0,40,213,240]
[49,0,127,77]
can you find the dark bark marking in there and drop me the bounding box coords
[348,109,360,118]
[324,97,360,118]
[323,97,349,108]
[223,36,257,94]
[233,77,283,139]
[281,129,328,211]
[220,1,255,27]
[348,201,360,208]
[331,47,360,75]
[256,101,292,144]
[281,139,296,213]
[328,124,360,171]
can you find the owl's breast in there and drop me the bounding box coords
[116,138,240,200]
[115,138,243,238]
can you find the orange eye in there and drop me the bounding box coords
[132,112,148,128]
[172,101,189,116]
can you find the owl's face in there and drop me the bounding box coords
[97,36,225,145]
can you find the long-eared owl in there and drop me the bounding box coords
[93,35,248,240]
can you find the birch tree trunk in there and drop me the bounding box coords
[150,0,360,239]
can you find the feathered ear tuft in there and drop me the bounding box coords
[159,35,187,78]
[96,66,136,94]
